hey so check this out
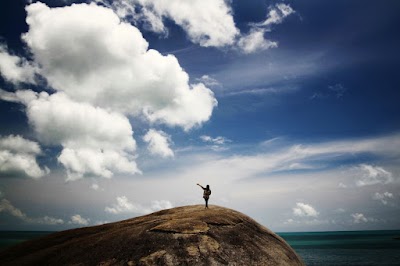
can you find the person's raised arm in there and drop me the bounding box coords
[197,183,205,189]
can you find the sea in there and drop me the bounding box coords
[1,230,400,265]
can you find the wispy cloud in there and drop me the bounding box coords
[0,198,64,225]
[238,3,295,54]
[193,133,400,180]
[200,135,231,151]
[310,83,347,100]
[355,164,394,187]
[225,87,297,97]
[195,75,222,89]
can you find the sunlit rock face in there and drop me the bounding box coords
[0,205,304,266]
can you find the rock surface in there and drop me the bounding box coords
[0,205,304,265]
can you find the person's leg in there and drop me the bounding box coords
[205,198,208,208]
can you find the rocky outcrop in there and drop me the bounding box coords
[0,205,304,265]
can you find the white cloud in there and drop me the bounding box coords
[200,135,231,151]
[351,213,369,224]
[0,45,37,84]
[0,89,37,105]
[293,202,319,217]
[104,0,239,47]
[200,135,230,145]
[1,89,140,180]
[95,220,110,225]
[373,192,394,205]
[334,208,346,213]
[284,218,294,224]
[0,198,26,219]
[150,199,173,211]
[105,196,140,214]
[105,196,173,215]
[36,216,64,225]
[196,75,222,89]
[0,198,64,225]
[0,134,41,154]
[19,91,140,180]
[101,0,293,54]
[237,29,277,54]
[91,183,104,191]
[238,3,294,54]
[356,164,394,187]
[23,2,217,131]
[70,214,90,226]
[0,135,48,178]
[143,129,174,158]
[254,3,295,27]
[59,148,139,181]
[170,133,400,185]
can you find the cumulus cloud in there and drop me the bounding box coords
[58,148,139,181]
[105,196,172,214]
[105,196,140,214]
[23,92,139,180]
[293,202,319,217]
[1,89,140,180]
[0,135,48,178]
[0,198,64,224]
[356,164,394,187]
[143,129,174,158]
[373,192,394,205]
[23,2,217,130]
[0,45,37,84]
[0,2,220,180]
[70,214,90,226]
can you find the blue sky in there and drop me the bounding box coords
[0,0,399,232]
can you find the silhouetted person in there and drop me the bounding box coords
[197,183,211,208]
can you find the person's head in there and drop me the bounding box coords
[206,185,210,190]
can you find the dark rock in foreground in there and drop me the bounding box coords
[0,205,304,265]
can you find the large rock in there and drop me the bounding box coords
[0,205,304,265]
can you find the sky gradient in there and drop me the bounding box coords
[0,0,399,232]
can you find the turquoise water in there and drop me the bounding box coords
[278,230,400,266]
[1,230,400,265]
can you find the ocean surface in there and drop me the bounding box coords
[278,230,400,266]
[1,230,400,265]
